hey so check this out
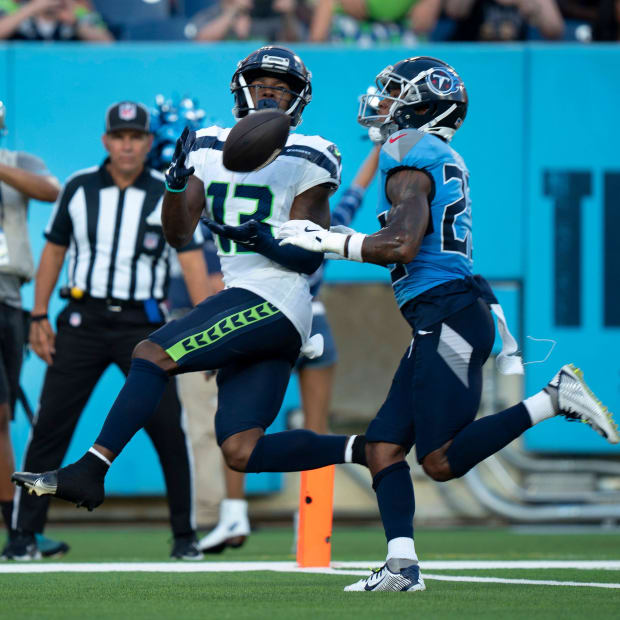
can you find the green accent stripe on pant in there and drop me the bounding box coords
[165,301,280,362]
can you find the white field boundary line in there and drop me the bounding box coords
[334,560,620,570]
[1,560,620,590]
[420,574,620,589]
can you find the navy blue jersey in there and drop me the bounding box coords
[378,129,473,307]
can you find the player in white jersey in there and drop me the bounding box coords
[12,46,370,513]
[187,124,340,342]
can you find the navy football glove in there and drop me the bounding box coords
[165,126,196,191]
[204,219,261,249]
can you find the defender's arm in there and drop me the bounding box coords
[361,169,431,265]
[279,169,431,266]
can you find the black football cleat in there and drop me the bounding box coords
[171,535,204,561]
[1,531,41,561]
[12,452,108,512]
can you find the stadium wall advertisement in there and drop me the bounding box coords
[7,43,619,495]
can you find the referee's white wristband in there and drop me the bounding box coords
[346,233,366,262]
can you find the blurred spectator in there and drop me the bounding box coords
[445,0,565,40]
[559,0,619,41]
[309,0,442,45]
[192,0,302,41]
[0,0,113,41]
[0,99,61,560]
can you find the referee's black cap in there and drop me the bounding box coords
[105,101,150,134]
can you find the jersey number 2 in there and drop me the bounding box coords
[206,182,274,254]
[441,164,470,257]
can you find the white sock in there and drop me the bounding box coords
[88,446,112,467]
[344,435,357,463]
[386,537,417,562]
[220,498,248,521]
[523,391,556,426]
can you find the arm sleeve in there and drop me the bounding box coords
[253,225,323,275]
[44,182,75,246]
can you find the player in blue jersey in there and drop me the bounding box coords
[280,56,619,592]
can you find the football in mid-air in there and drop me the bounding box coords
[223,109,290,173]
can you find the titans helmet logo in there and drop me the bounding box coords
[426,69,458,96]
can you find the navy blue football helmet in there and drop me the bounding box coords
[358,56,468,142]
[231,46,312,128]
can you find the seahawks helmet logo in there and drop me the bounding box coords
[426,69,458,96]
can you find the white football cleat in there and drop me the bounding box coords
[197,499,250,553]
[551,364,619,444]
[344,560,425,592]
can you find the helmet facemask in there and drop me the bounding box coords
[233,70,309,127]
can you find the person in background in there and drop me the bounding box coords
[309,0,441,45]
[444,0,565,40]
[192,0,302,42]
[198,143,381,553]
[5,101,208,561]
[0,0,113,41]
[559,0,620,41]
[0,100,63,560]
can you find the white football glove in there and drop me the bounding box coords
[277,220,366,262]
[277,219,346,254]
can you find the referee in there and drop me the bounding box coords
[9,101,209,560]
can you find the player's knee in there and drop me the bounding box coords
[132,340,171,370]
[367,442,406,475]
[422,452,454,482]
[220,435,257,472]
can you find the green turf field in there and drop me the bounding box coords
[2,526,619,619]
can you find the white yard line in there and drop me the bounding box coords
[421,574,620,589]
[1,560,620,590]
[334,560,620,570]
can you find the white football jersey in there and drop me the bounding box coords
[187,125,341,343]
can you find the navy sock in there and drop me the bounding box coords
[373,462,414,541]
[446,403,531,478]
[1,500,13,530]
[95,359,169,456]
[245,430,347,473]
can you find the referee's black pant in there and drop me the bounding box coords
[14,301,195,538]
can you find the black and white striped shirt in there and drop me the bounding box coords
[45,161,201,301]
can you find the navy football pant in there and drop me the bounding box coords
[97,288,348,472]
[150,288,301,444]
[366,298,496,461]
